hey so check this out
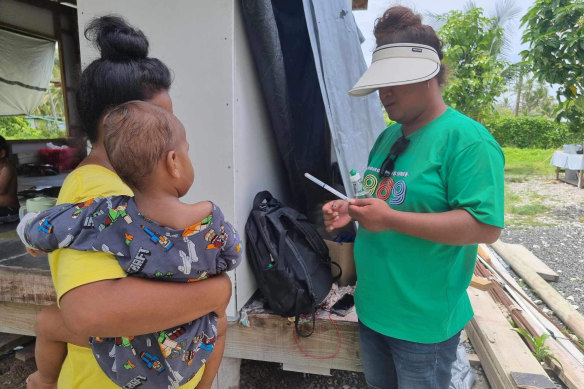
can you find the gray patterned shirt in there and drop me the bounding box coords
[22,196,242,389]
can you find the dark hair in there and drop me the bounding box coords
[103,101,180,190]
[374,6,447,85]
[0,135,9,159]
[77,15,172,142]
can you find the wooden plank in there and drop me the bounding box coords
[465,320,507,388]
[492,241,559,281]
[0,265,56,306]
[491,240,584,340]
[511,372,555,389]
[211,357,241,389]
[480,244,584,389]
[467,353,481,367]
[224,313,362,373]
[467,288,552,388]
[0,302,44,336]
[470,275,493,291]
[0,333,34,355]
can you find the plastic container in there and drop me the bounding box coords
[18,196,58,219]
[349,169,371,199]
[39,147,80,172]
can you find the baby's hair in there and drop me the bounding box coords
[103,101,182,190]
[374,6,447,85]
[0,135,9,159]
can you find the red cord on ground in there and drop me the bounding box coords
[293,312,342,359]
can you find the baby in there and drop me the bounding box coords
[18,101,242,389]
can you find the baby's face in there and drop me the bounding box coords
[175,124,194,198]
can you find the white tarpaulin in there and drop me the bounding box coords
[0,29,55,115]
[302,0,385,197]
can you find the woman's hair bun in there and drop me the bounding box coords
[85,15,149,60]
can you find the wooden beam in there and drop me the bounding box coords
[466,353,481,367]
[0,265,56,306]
[467,288,554,388]
[480,244,584,389]
[211,357,241,389]
[0,302,44,336]
[0,23,55,41]
[224,313,362,373]
[491,240,584,340]
[492,241,559,281]
[470,275,493,291]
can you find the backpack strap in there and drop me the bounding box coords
[279,208,329,261]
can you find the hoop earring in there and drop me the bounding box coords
[427,81,430,89]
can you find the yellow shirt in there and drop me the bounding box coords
[51,164,203,389]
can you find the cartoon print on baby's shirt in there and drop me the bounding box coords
[158,327,186,358]
[204,225,227,250]
[100,202,133,232]
[72,199,94,218]
[141,225,173,251]
[178,239,198,275]
[182,215,213,238]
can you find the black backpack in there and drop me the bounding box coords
[245,191,338,336]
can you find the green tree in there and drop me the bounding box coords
[0,117,43,139]
[517,75,557,117]
[463,0,522,58]
[438,8,509,121]
[521,0,584,131]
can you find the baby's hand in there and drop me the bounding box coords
[16,212,42,253]
[25,247,47,258]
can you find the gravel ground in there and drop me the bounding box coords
[1,176,582,389]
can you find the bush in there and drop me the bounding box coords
[0,116,65,140]
[484,116,583,149]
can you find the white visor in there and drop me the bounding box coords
[349,43,441,96]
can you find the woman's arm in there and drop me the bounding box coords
[59,273,232,338]
[348,198,501,245]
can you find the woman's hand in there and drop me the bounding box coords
[322,200,351,232]
[59,273,232,338]
[348,198,393,232]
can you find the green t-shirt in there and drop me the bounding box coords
[354,107,505,343]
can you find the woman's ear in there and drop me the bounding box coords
[0,150,6,159]
[166,150,180,178]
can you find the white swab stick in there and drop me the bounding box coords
[304,173,349,201]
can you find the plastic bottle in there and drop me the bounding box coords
[349,169,372,199]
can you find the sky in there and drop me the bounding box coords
[353,0,537,65]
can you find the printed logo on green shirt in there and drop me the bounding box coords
[363,173,408,205]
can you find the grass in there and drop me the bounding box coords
[503,147,557,178]
[509,204,550,215]
[503,148,558,227]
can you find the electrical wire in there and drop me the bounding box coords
[293,312,342,360]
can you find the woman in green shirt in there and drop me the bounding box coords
[323,6,504,389]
